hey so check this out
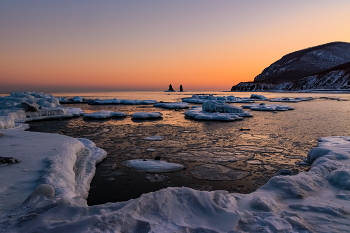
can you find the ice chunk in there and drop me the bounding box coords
[67,107,84,116]
[242,103,294,111]
[185,102,251,121]
[90,99,157,105]
[143,136,164,141]
[123,159,184,172]
[202,101,245,113]
[131,112,163,119]
[327,169,350,190]
[154,102,189,109]
[250,94,267,100]
[269,97,301,102]
[83,111,126,119]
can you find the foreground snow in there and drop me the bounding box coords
[1,130,350,232]
[0,125,350,232]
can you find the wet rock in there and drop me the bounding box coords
[0,156,21,164]
[274,169,293,176]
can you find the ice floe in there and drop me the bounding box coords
[131,112,163,119]
[83,111,126,119]
[58,96,88,103]
[182,94,256,104]
[320,96,348,101]
[143,135,165,141]
[153,102,189,109]
[0,92,83,129]
[185,101,252,121]
[250,94,268,100]
[90,98,157,105]
[123,159,184,172]
[242,103,294,111]
[269,97,301,102]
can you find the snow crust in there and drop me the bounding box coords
[131,112,163,119]
[153,102,189,109]
[0,130,106,217]
[83,111,126,119]
[185,101,252,121]
[123,159,184,173]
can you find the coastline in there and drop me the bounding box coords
[1,91,350,232]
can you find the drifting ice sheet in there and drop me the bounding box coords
[131,112,163,119]
[123,159,184,173]
[83,111,126,119]
[0,92,83,129]
[153,102,189,109]
[185,101,252,121]
[242,103,294,111]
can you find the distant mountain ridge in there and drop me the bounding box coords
[231,42,350,91]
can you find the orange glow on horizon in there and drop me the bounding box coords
[1,1,350,93]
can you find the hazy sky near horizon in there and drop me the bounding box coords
[1,0,350,93]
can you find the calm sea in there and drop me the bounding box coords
[7,91,350,204]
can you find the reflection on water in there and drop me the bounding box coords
[26,92,350,205]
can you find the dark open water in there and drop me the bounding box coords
[25,91,350,205]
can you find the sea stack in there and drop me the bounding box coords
[165,84,175,92]
[179,85,183,92]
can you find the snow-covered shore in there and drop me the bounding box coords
[1,129,350,232]
[1,92,350,232]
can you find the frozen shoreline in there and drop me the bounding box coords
[1,130,350,232]
[1,92,350,232]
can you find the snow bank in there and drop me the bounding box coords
[123,159,184,173]
[242,103,294,111]
[131,112,163,119]
[185,101,252,121]
[153,102,189,109]
[83,111,126,119]
[0,130,106,217]
[2,130,350,232]
[90,98,157,105]
[0,92,83,129]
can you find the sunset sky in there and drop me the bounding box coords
[1,0,350,93]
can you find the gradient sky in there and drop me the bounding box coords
[1,0,350,93]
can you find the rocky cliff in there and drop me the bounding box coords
[231,42,350,91]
